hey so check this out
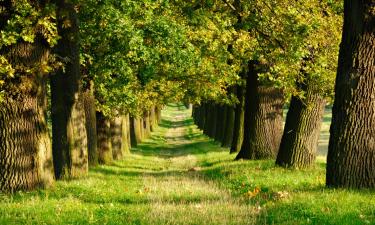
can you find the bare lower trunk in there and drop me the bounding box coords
[96,112,112,164]
[276,85,326,168]
[236,63,284,160]
[0,96,54,192]
[231,86,245,153]
[327,0,375,188]
[222,105,235,148]
[82,88,98,167]
[51,1,88,179]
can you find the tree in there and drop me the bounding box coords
[276,1,342,168]
[236,62,284,160]
[327,0,375,188]
[0,0,57,192]
[50,0,88,179]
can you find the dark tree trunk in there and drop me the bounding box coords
[130,117,138,148]
[222,105,235,148]
[214,105,227,143]
[207,103,218,138]
[82,86,98,167]
[327,0,375,188]
[50,1,88,179]
[96,112,112,164]
[0,1,54,192]
[230,86,245,153]
[276,80,326,168]
[236,63,284,160]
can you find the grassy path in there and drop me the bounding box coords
[0,103,374,225]
[132,104,254,224]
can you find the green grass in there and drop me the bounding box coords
[0,103,373,225]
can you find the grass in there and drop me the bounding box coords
[0,103,374,224]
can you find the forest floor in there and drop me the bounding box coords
[0,104,374,225]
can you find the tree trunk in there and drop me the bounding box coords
[0,95,54,192]
[326,0,375,188]
[123,114,131,153]
[82,86,98,167]
[155,106,162,124]
[143,111,151,138]
[236,63,284,160]
[214,105,227,143]
[150,106,156,131]
[0,2,54,190]
[96,112,112,164]
[231,86,245,153]
[111,116,124,160]
[50,1,88,179]
[130,117,143,147]
[276,81,326,168]
[207,103,218,138]
[222,105,235,148]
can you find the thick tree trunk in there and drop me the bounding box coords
[236,64,284,160]
[276,82,326,168]
[111,116,124,160]
[214,105,227,143]
[230,86,245,153]
[82,87,98,167]
[96,112,112,164]
[207,103,218,138]
[50,1,88,179]
[0,95,54,192]
[0,2,54,190]
[222,105,235,148]
[327,0,375,188]
[130,117,143,147]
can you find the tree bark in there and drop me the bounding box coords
[236,63,284,160]
[124,114,131,153]
[130,117,143,147]
[214,105,227,143]
[143,111,151,138]
[276,80,326,168]
[96,112,112,164]
[230,85,245,153]
[82,86,98,167]
[0,1,54,191]
[150,106,156,132]
[0,95,54,192]
[111,116,124,160]
[50,1,88,179]
[326,0,375,188]
[207,103,218,138]
[222,105,235,148]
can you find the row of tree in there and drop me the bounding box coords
[192,0,374,189]
[0,0,237,192]
[0,0,374,192]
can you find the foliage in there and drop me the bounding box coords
[0,1,59,98]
